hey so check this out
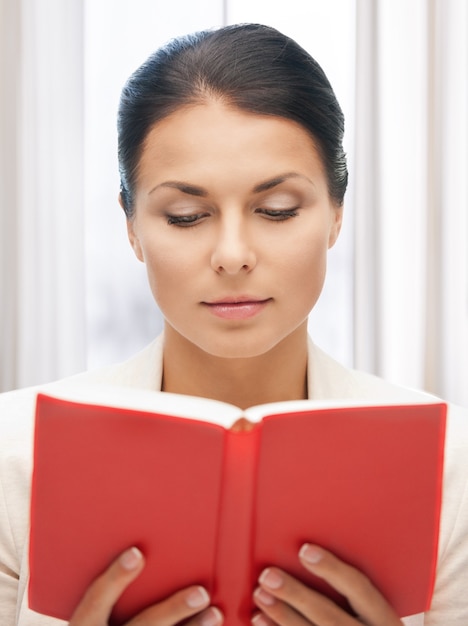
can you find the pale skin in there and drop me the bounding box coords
[70,100,402,626]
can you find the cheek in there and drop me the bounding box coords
[139,236,202,300]
[281,227,329,284]
[274,230,329,318]
[138,240,173,297]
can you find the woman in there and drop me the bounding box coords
[1,23,467,626]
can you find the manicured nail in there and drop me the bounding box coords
[186,586,210,609]
[200,606,223,626]
[299,544,323,564]
[252,613,270,626]
[119,547,143,570]
[254,587,276,606]
[259,568,283,589]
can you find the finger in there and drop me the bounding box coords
[299,544,402,626]
[183,606,224,626]
[69,547,145,626]
[256,568,356,626]
[251,611,280,626]
[254,585,313,626]
[127,589,221,626]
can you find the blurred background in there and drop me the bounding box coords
[0,0,467,406]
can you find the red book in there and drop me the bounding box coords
[29,387,446,625]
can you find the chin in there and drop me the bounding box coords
[195,333,286,360]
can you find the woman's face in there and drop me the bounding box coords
[127,100,342,359]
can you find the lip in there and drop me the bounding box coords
[202,297,271,320]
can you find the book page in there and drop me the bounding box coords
[39,380,443,430]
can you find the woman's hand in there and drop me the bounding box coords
[253,544,403,626]
[69,547,223,626]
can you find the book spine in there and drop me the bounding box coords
[211,426,261,625]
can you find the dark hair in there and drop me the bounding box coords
[118,23,348,217]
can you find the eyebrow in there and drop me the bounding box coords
[149,181,208,197]
[148,172,312,197]
[252,172,311,193]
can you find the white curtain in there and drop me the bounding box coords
[0,0,86,391]
[354,0,468,406]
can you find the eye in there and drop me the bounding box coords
[166,213,209,227]
[256,207,299,221]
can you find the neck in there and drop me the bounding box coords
[161,323,309,410]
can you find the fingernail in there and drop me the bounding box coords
[200,606,223,626]
[254,587,276,606]
[252,614,270,626]
[119,547,143,570]
[259,568,283,589]
[186,586,210,608]
[299,544,323,564]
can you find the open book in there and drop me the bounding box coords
[29,385,446,625]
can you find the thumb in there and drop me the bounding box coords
[69,547,144,626]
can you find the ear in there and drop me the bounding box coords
[120,194,145,262]
[126,218,144,262]
[328,205,343,249]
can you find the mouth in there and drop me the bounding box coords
[202,297,272,320]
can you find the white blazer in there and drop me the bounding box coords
[1,335,467,625]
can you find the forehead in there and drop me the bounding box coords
[136,101,327,195]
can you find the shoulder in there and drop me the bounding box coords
[0,385,41,452]
[308,339,441,404]
[71,334,163,390]
[427,401,468,621]
[0,385,41,588]
[0,333,163,485]
[0,334,164,463]
[307,338,468,529]
[438,402,468,535]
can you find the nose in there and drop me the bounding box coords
[210,216,257,275]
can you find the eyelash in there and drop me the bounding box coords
[165,208,299,228]
[256,208,299,221]
[166,213,208,227]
